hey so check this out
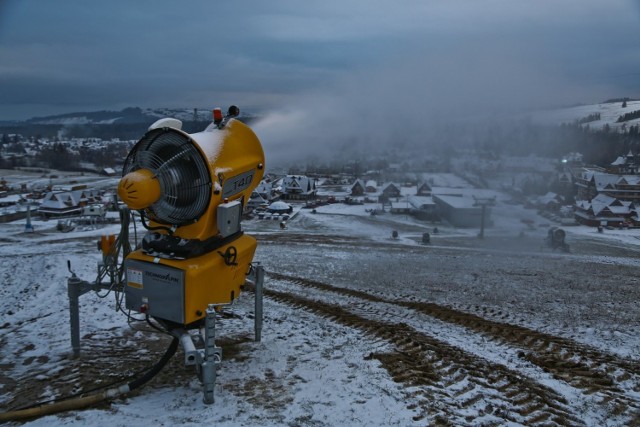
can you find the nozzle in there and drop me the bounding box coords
[118,168,162,210]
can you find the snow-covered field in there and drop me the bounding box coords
[1,197,639,426]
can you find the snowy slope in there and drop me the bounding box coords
[532,99,640,131]
[1,193,639,426]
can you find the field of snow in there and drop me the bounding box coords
[1,195,639,426]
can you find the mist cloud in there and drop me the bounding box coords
[254,37,615,167]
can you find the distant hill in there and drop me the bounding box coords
[531,99,640,130]
[26,107,217,125]
[0,107,260,140]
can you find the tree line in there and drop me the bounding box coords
[616,109,640,123]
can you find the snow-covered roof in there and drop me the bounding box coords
[381,182,400,193]
[267,201,292,212]
[37,190,95,212]
[537,192,561,205]
[0,193,26,204]
[591,193,617,206]
[408,195,435,210]
[593,174,620,190]
[281,175,316,194]
[351,179,365,188]
[575,200,590,210]
[617,175,640,185]
[434,194,478,209]
[255,180,273,194]
[577,192,636,217]
[608,205,632,215]
[611,156,626,166]
[390,201,410,209]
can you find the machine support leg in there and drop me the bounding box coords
[67,277,82,358]
[254,265,264,342]
[202,305,218,404]
[66,274,111,358]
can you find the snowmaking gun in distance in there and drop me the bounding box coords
[66,106,266,404]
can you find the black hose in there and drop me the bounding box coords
[139,211,174,235]
[0,337,179,423]
[129,337,178,390]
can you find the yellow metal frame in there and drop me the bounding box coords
[126,233,258,325]
[119,117,265,326]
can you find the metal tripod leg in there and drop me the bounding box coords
[67,275,95,358]
[202,305,222,404]
[68,276,83,358]
[254,264,264,342]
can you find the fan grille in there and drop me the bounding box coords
[122,129,212,225]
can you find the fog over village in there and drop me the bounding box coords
[1,1,640,426]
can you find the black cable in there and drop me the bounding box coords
[125,309,147,324]
[145,315,173,337]
[139,211,174,235]
[10,336,179,412]
[132,210,139,247]
[128,337,178,390]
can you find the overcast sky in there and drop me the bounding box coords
[1,1,640,164]
[1,0,639,121]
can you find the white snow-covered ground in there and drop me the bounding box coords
[1,193,639,426]
[531,99,640,131]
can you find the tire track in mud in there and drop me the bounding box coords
[267,271,640,424]
[261,286,583,426]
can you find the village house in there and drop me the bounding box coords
[575,170,640,203]
[350,179,379,197]
[389,200,411,214]
[609,150,640,175]
[378,183,401,203]
[278,175,317,201]
[574,193,637,227]
[536,192,565,212]
[245,191,268,212]
[557,171,573,190]
[350,179,365,196]
[416,182,432,196]
[255,179,277,202]
[38,189,100,218]
[408,195,438,220]
[0,193,25,208]
[365,180,377,193]
[432,194,492,228]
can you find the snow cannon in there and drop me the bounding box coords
[545,226,570,252]
[118,106,265,327]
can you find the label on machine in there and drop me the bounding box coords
[126,268,143,289]
[124,259,186,324]
[222,169,255,199]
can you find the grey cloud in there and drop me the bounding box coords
[0,0,639,122]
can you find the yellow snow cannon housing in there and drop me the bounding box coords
[118,111,265,327]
